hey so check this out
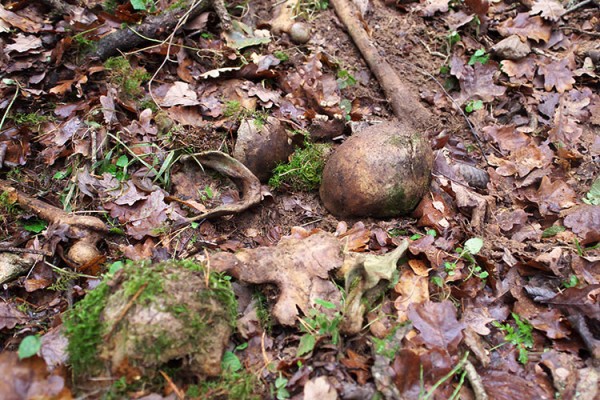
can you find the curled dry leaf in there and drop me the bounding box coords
[563,204,600,244]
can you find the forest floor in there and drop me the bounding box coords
[0,0,598,398]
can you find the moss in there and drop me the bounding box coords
[103,56,151,99]
[64,259,238,381]
[63,281,111,376]
[269,141,330,191]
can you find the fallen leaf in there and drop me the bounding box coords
[0,302,27,330]
[0,4,42,32]
[538,55,576,93]
[303,376,338,400]
[394,269,429,322]
[527,176,577,215]
[497,13,552,42]
[5,33,42,54]
[0,352,71,399]
[530,0,565,22]
[563,205,600,244]
[210,231,344,325]
[407,300,465,352]
[159,82,200,107]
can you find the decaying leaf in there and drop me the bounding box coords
[210,231,344,325]
[563,205,600,244]
[0,302,28,330]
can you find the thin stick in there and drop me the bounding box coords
[0,247,52,256]
[464,360,488,400]
[415,68,490,165]
[104,282,148,339]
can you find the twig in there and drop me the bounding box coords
[0,247,53,256]
[211,0,232,31]
[160,370,185,400]
[464,360,488,400]
[415,68,490,165]
[104,282,148,339]
[558,26,600,37]
[562,0,597,15]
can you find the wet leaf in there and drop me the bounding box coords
[407,301,465,352]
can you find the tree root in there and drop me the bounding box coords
[329,0,432,129]
[0,180,108,266]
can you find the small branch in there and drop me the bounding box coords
[104,282,148,339]
[90,0,210,60]
[464,360,488,400]
[562,0,597,15]
[0,247,53,257]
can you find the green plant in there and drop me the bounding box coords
[419,352,470,400]
[296,0,328,20]
[542,225,566,238]
[274,51,289,62]
[0,191,18,216]
[20,218,48,233]
[465,99,483,113]
[269,141,330,191]
[492,313,533,364]
[103,56,150,99]
[9,112,52,128]
[583,177,600,205]
[336,69,356,90]
[296,298,343,357]
[468,49,489,65]
[130,0,156,12]
[18,335,41,359]
[444,238,488,280]
[562,275,579,288]
[274,374,290,400]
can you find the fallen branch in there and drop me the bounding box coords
[329,0,432,129]
[0,180,108,266]
[90,0,210,60]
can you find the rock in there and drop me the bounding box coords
[64,260,236,379]
[492,35,531,60]
[233,117,294,182]
[320,122,433,218]
[289,22,311,44]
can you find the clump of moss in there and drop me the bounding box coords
[269,141,330,191]
[63,259,237,383]
[103,56,151,99]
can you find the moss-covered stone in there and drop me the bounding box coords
[63,259,237,382]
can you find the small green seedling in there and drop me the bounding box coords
[21,218,48,233]
[468,49,489,65]
[444,238,488,280]
[562,275,579,288]
[273,51,289,62]
[18,335,42,360]
[296,298,342,357]
[492,313,533,364]
[447,31,461,47]
[542,225,566,238]
[337,69,356,90]
[583,177,600,205]
[274,374,290,400]
[465,99,484,113]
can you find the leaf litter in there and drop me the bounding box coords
[0,0,598,398]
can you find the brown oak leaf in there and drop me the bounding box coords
[530,0,565,22]
[209,231,344,325]
[537,55,576,93]
[497,13,552,42]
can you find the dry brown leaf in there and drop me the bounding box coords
[0,352,72,399]
[210,231,344,325]
[497,13,552,42]
[0,4,42,32]
[563,205,600,244]
[538,55,576,93]
[407,301,465,352]
[159,81,200,107]
[0,302,27,330]
[527,176,577,215]
[394,269,429,322]
[530,0,565,22]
